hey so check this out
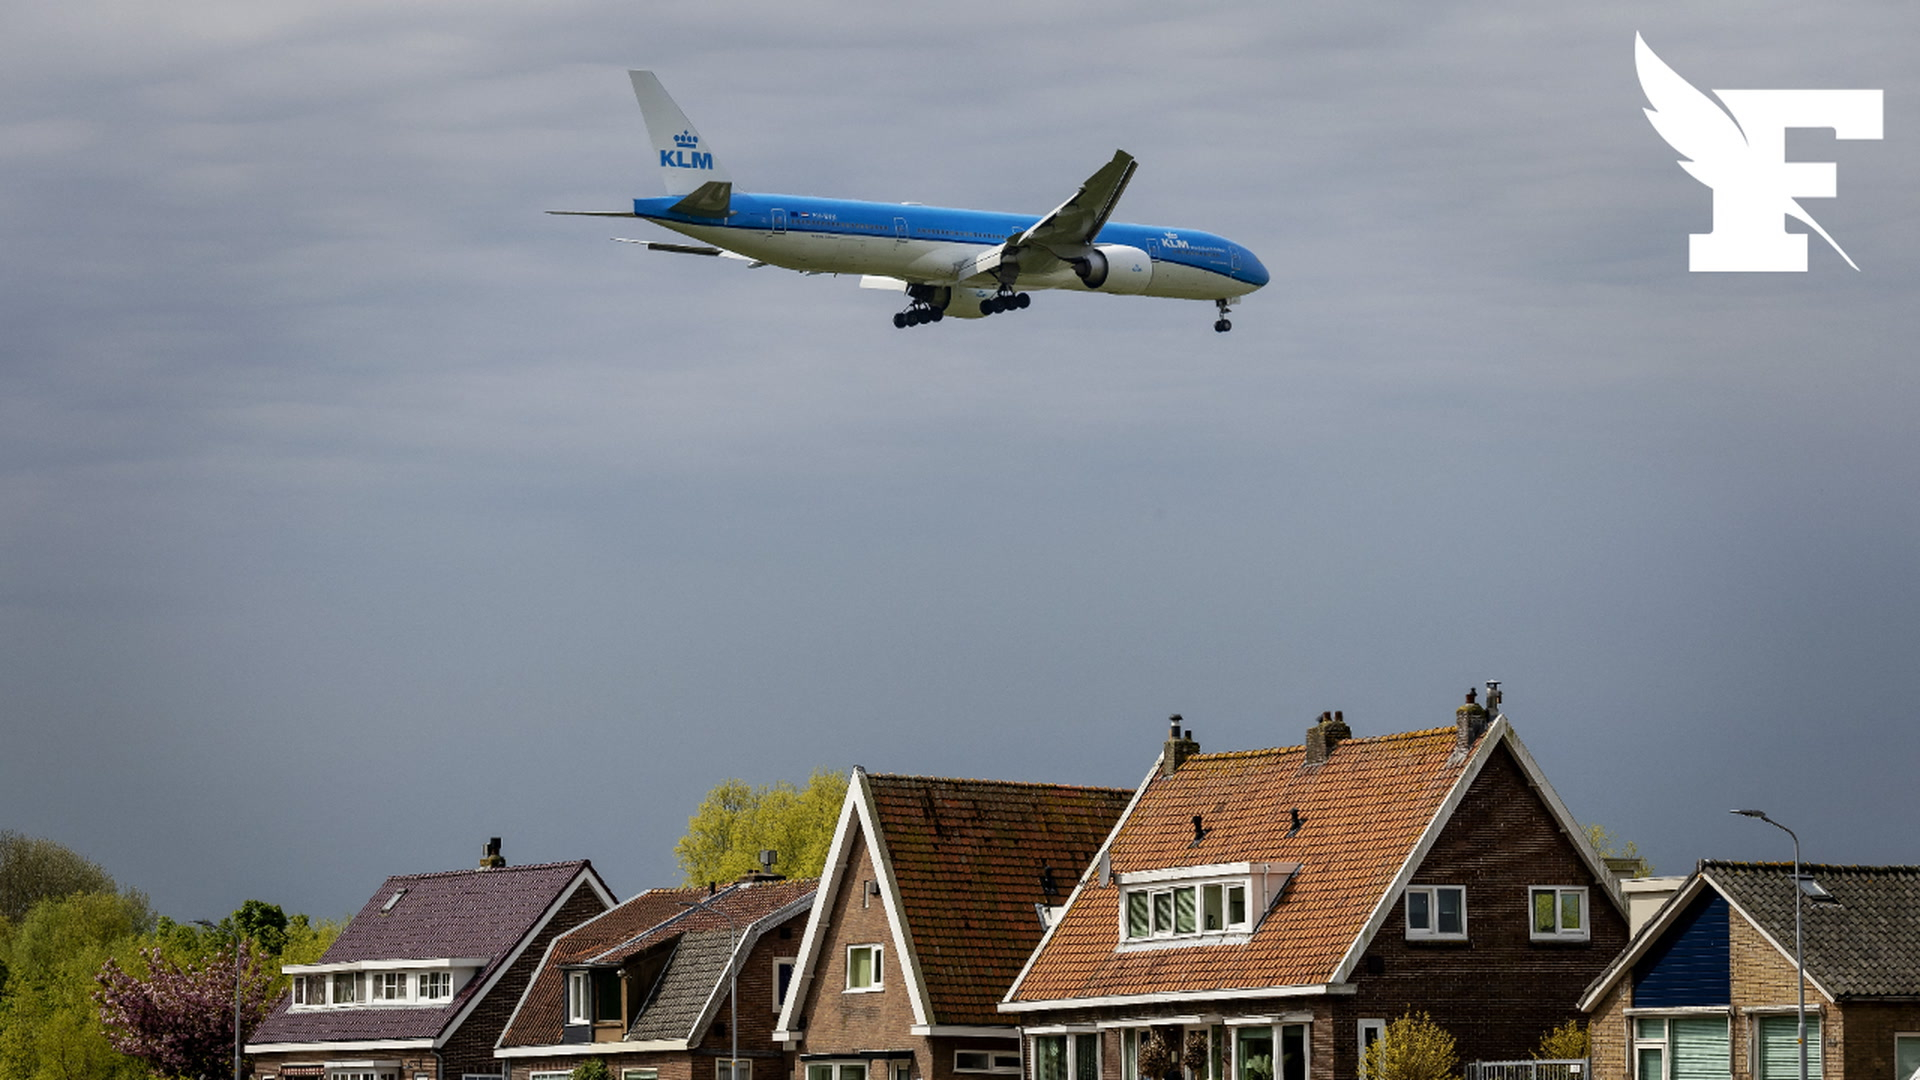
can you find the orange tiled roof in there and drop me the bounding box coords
[1007,726,1469,1003]
[867,774,1133,1026]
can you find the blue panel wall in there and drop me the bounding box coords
[1634,892,1731,1007]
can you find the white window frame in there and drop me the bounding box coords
[718,1060,752,1080]
[774,957,797,1011]
[956,1049,1022,1074]
[1404,885,1467,940]
[418,970,451,1000]
[1358,1020,1386,1079]
[1031,1033,1100,1080]
[623,1071,661,1080]
[332,971,363,1004]
[1122,879,1251,940]
[1529,886,1590,941]
[807,1062,872,1080]
[372,971,409,1001]
[1893,1033,1919,1080]
[846,943,884,992]
[566,970,591,1024]
[530,1073,575,1080]
[1229,1020,1312,1080]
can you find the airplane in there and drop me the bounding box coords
[553,71,1269,332]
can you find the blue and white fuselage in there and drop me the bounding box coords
[558,72,1268,331]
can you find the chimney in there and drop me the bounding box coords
[1161,715,1200,776]
[478,837,506,870]
[1453,689,1491,758]
[1302,710,1352,767]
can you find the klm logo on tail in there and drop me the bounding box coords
[661,130,713,171]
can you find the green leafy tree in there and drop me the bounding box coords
[1534,1019,1590,1060]
[0,890,153,1080]
[1583,823,1651,876]
[675,768,847,886]
[572,1058,614,1080]
[1363,1012,1459,1080]
[0,833,118,923]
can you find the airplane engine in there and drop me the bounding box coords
[1068,244,1154,294]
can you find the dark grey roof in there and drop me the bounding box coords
[626,930,735,1042]
[1704,861,1920,998]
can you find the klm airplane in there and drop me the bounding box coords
[554,72,1268,331]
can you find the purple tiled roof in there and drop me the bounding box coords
[251,860,600,1046]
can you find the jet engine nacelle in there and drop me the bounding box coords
[1069,244,1154,294]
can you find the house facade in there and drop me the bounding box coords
[494,875,817,1080]
[774,771,1135,1080]
[1579,861,1920,1080]
[249,843,615,1080]
[1000,699,1632,1080]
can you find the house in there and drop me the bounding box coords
[999,697,1631,1080]
[248,841,615,1080]
[1578,861,1920,1080]
[773,770,1135,1080]
[493,874,817,1080]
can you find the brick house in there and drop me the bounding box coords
[248,843,615,1080]
[493,875,817,1080]
[1578,861,1920,1080]
[773,770,1135,1080]
[999,698,1631,1080]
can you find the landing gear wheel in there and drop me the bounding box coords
[1214,318,1231,333]
[929,307,944,322]
[894,312,907,329]
[1016,292,1031,309]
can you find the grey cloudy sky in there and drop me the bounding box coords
[4,0,1916,923]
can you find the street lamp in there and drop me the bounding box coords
[680,892,741,1080]
[1731,810,1807,1080]
[192,920,243,1080]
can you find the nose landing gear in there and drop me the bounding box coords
[1212,298,1233,333]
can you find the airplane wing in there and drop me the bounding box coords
[1015,150,1136,251]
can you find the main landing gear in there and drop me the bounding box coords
[1212,298,1233,333]
[982,289,1030,316]
[893,302,943,328]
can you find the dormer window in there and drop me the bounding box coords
[419,971,451,1000]
[1116,863,1295,946]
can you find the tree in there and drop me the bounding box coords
[675,768,847,886]
[95,939,277,1080]
[0,832,118,923]
[1363,1012,1459,1080]
[0,890,153,1080]
[1534,1019,1590,1060]
[1583,823,1651,876]
[572,1059,614,1080]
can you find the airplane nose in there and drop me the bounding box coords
[1241,249,1269,288]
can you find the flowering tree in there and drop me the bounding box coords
[94,940,277,1079]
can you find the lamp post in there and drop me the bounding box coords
[192,920,243,1080]
[1732,810,1807,1080]
[680,892,740,1080]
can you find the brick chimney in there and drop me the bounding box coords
[1302,710,1352,767]
[1161,715,1200,776]
[478,837,506,870]
[1452,689,1491,758]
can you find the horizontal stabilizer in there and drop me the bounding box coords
[548,210,640,217]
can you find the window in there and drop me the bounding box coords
[1123,881,1251,940]
[1894,1035,1919,1080]
[775,958,796,1011]
[332,972,362,1004]
[1757,1016,1821,1080]
[957,1050,1021,1073]
[419,971,451,1000]
[623,1071,660,1080]
[1635,1018,1667,1080]
[531,1073,574,1080]
[1636,1016,1729,1080]
[1530,887,1589,941]
[1358,1020,1386,1079]
[1404,886,1466,940]
[566,970,591,1024]
[1033,1035,1096,1080]
[809,1064,868,1080]
[846,943,883,991]
[374,972,407,1000]
[291,975,312,1005]
[718,1060,752,1080]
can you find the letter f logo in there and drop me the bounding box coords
[1636,33,1882,271]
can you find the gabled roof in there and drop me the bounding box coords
[251,860,611,1048]
[1579,861,1920,1010]
[778,771,1133,1035]
[498,877,816,1051]
[1003,716,1613,1009]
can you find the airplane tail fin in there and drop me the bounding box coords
[629,70,732,198]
